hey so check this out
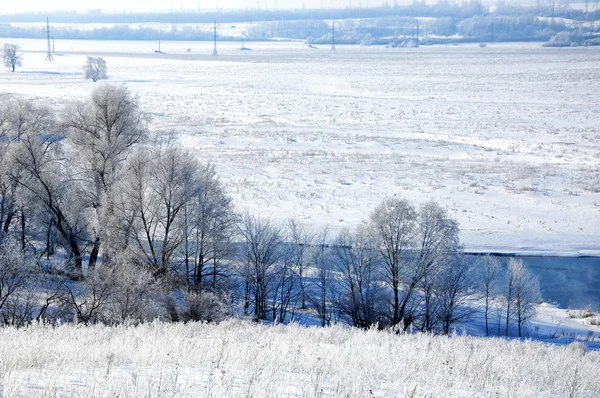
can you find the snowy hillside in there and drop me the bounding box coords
[1,40,598,256]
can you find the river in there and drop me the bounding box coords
[501,256,600,312]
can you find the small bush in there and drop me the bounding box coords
[566,341,588,357]
[181,291,232,323]
[568,307,595,319]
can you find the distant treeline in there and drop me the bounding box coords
[0,24,225,41]
[0,2,598,45]
[1,2,598,24]
[1,17,598,46]
[0,4,500,24]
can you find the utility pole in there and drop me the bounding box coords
[52,35,55,53]
[213,20,219,56]
[331,20,336,52]
[45,17,54,61]
[415,19,419,46]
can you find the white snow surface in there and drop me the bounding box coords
[1,39,599,256]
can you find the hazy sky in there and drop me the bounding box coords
[2,0,392,14]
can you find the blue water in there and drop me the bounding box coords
[503,256,600,312]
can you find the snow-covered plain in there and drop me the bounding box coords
[0,318,599,397]
[1,39,599,255]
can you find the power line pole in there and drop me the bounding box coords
[45,17,54,61]
[415,19,419,46]
[331,20,336,52]
[212,20,219,56]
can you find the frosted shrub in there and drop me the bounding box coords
[100,262,163,324]
[0,242,36,326]
[181,291,233,322]
[569,307,595,319]
[58,262,166,325]
[567,341,588,357]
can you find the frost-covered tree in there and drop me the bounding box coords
[287,218,313,309]
[434,254,474,334]
[309,227,334,326]
[0,241,28,317]
[125,146,202,277]
[0,99,18,245]
[1,99,64,254]
[61,84,146,275]
[238,212,284,320]
[9,101,90,279]
[1,43,23,72]
[271,246,297,323]
[477,254,502,336]
[414,201,460,332]
[83,56,107,82]
[367,197,416,326]
[332,227,385,328]
[505,258,540,337]
[180,163,236,291]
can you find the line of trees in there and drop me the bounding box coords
[0,24,229,42]
[0,0,598,45]
[0,17,595,46]
[0,85,540,336]
[0,4,490,25]
[2,1,598,25]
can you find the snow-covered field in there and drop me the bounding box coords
[1,39,599,256]
[0,316,599,397]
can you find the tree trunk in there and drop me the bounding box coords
[88,236,101,278]
[243,279,250,315]
[195,254,204,289]
[43,219,55,259]
[300,281,306,310]
[55,214,83,280]
[212,258,218,290]
[485,298,490,336]
[399,284,416,331]
[68,235,84,280]
[392,277,400,326]
[506,283,513,336]
[3,210,15,234]
[20,208,26,251]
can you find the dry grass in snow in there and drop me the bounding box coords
[1,320,599,397]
